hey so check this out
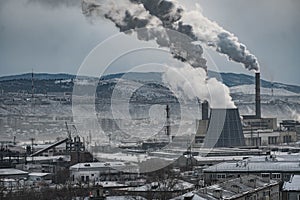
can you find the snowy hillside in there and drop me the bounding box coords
[230,84,298,96]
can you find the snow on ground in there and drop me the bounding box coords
[230,84,298,96]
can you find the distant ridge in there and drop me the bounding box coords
[0,73,75,81]
[0,71,299,94]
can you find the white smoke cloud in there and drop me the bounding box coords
[81,0,207,69]
[179,8,259,71]
[162,62,235,108]
[129,0,259,71]
[81,0,236,107]
[82,0,162,30]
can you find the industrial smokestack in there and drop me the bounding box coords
[255,72,261,119]
[166,104,170,136]
[202,100,209,120]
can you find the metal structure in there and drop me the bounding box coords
[30,138,68,157]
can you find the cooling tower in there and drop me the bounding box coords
[203,108,245,148]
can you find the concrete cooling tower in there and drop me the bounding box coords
[203,108,245,148]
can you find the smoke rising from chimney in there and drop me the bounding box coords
[129,0,259,71]
[82,0,259,71]
[162,62,235,108]
[81,0,239,108]
[81,0,207,69]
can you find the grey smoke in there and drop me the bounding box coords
[81,0,236,108]
[82,0,207,69]
[130,0,259,71]
[129,0,183,27]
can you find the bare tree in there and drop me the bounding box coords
[145,166,181,200]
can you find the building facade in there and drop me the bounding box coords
[203,154,300,185]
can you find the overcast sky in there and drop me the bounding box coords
[0,0,299,85]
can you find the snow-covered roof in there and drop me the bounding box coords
[282,175,300,191]
[194,155,250,162]
[204,159,300,173]
[183,175,279,200]
[28,172,50,177]
[171,192,207,200]
[0,168,28,176]
[132,179,194,192]
[94,152,148,163]
[94,181,126,188]
[193,147,263,155]
[248,154,300,162]
[70,162,126,170]
[202,175,278,199]
[26,155,71,162]
[106,196,146,200]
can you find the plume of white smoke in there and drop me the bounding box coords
[129,0,259,71]
[162,62,235,108]
[81,0,236,108]
[82,0,259,71]
[82,0,161,31]
[179,9,259,71]
[82,0,207,69]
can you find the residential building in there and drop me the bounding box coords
[173,175,280,200]
[203,154,300,185]
[69,162,138,184]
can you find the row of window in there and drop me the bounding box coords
[211,173,284,180]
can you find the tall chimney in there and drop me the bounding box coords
[202,100,209,120]
[255,72,261,118]
[166,105,171,136]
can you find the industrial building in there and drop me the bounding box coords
[194,72,290,148]
[242,73,277,131]
[173,175,280,200]
[69,162,138,184]
[244,129,297,146]
[203,154,300,185]
[280,120,300,140]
